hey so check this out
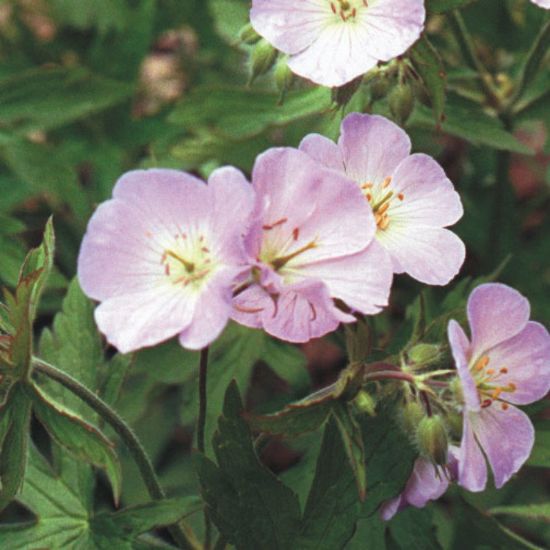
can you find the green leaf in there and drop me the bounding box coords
[180,323,306,453]
[198,381,302,550]
[332,403,367,501]
[0,384,32,512]
[490,503,550,522]
[410,102,533,154]
[0,446,196,549]
[410,36,447,124]
[30,384,122,504]
[169,86,332,140]
[246,400,333,438]
[50,0,129,34]
[426,0,477,13]
[210,0,249,44]
[297,419,361,549]
[388,507,442,550]
[0,66,134,134]
[91,496,202,548]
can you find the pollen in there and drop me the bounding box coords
[501,403,509,411]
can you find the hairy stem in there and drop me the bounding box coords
[33,358,200,550]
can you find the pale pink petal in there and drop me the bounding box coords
[472,405,535,489]
[448,320,480,411]
[486,322,550,405]
[531,0,550,8]
[376,224,465,285]
[287,23,379,87]
[262,280,353,343]
[359,0,425,62]
[458,412,488,492]
[389,154,463,227]
[379,496,403,521]
[298,133,345,174]
[78,199,166,301]
[467,283,530,357]
[231,285,275,329]
[250,0,329,55]
[94,286,197,354]
[178,271,237,350]
[295,240,392,315]
[251,148,376,262]
[338,113,411,185]
[404,458,449,509]
[206,166,255,259]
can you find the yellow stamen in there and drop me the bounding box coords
[475,355,490,371]
[271,241,317,270]
[382,176,392,188]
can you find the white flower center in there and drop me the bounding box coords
[471,355,517,411]
[160,232,216,290]
[329,0,368,22]
[360,176,405,231]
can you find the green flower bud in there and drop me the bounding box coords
[389,83,415,125]
[447,412,463,440]
[407,343,441,366]
[249,39,278,84]
[274,56,294,101]
[354,390,376,416]
[239,23,261,45]
[400,400,425,436]
[416,415,449,466]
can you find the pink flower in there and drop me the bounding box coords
[531,0,550,8]
[448,283,550,491]
[78,168,254,353]
[380,449,459,521]
[232,147,392,343]
[250,0,425,87]
[300,113,465,285]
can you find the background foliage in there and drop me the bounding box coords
[0,0,548,548]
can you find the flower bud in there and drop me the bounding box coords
[400,400,425,436]
[407,343,441,367]
[389,83,415,125]
[416,415,449,466]
[249,39,278,84]
[274,56,294,102]
[447,412,463,440]
[354,390,376,416]
[239,23,261,45]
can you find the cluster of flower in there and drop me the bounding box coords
[382,283,550,519]
[78,113,464,353]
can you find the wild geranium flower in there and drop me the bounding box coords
[250,0,425,87]
[78,168,254,353]
[448,283,550,491]
[531,0,550,9]
[232,147,392,343]
[380,448,459,521]
[300,113,465,285]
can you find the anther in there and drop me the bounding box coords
[491,387,503,400]
[377,202,390,215]
[506,383,516,392]
[397,193,405,201]
[292,227,300,241]
[263,217,288,231]
[382,176,392,188]
[486,368,495,375]
[378,215,390,230]
[501,403,509,411]
[366,193,372,202]
[500,367,508,374]
[475,355,490,371]
[481,399,492,408]
[331,2,337,13]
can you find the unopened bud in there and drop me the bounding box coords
[239,23,261,45]
[354,390,376,416]
[274,56,294,102]
[400,400,425,435]
[249,39,278,84]
[407,343,441,367]
[389,83,415,125]
[447,412,463,440]
[416,415,448,466]
[370,75,391,101]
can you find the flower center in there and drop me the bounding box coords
[360,176,405,231]
[160,233,214,290]
[329,0,368,22]
[259,218,317,276]
[471,355,517,411]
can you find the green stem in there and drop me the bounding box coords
[449,10,500,108]
[197,347,211,550]
[32,358,200,550]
